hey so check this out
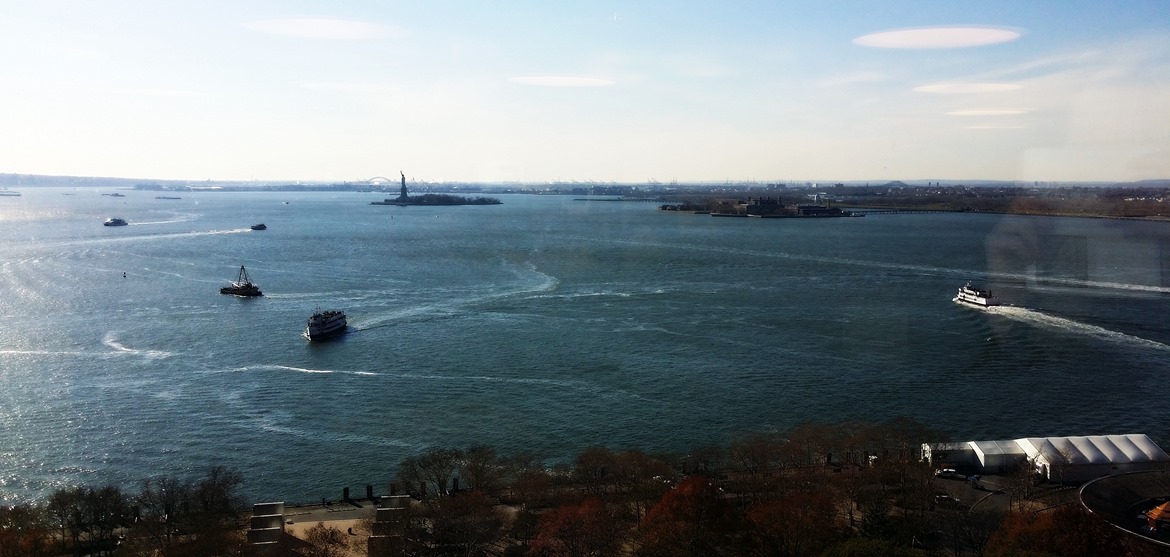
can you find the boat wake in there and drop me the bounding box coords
[228,364,379,377]
[101,333,173,360]
[600,237,1170,295]
[349,261,558,331]
[986,306,1170,352]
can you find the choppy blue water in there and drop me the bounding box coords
[1,188,1168,504]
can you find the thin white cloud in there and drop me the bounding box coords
[854,26,1023,49]
[817,71,887,87]
[242,18,404,40]
[61,47,102,60]
[915,82,1022,94]
[299,81,398,93]
[509,75,614,87]
[947,109,1028,116]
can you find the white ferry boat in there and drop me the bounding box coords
[953,282,998,307]
[304,309,347,341]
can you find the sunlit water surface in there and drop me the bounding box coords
[1,188,1167,504]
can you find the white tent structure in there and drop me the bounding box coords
[1015,434,1170,483]
[970,439,1027,472]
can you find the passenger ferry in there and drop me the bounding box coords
[304,309,347,341]
[953,282,998,307]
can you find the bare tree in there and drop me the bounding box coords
[424,491,505,556]
[461,445,503,495]
[304,522,349,557]
[418,447,464,496]
[132,475,192,555]
[574,446,617,495]
[1001,460,1040,513]
[45,487,83,554]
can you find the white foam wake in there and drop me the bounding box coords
[101,333,173,360]
[232,364,379,376]
[987,306,1170,352]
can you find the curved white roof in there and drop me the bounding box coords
[1015,434,1169,466]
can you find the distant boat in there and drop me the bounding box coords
[953,282,998,307]
[304,309,347,341]
[220,266,263,297]
[103,218,128,226]
[0,189,20,197]
[156,196,182,200]
[103,193,125,197]
[250,223,267,231]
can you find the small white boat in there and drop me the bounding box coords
[953,281,998,307]
[103,217,128,226]
[304,309,347,341]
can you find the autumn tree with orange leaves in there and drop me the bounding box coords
[744,489,843,557]
[636,475,741,557]
[529,497,627,557]
[984,504,1145,557]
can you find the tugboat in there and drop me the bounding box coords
[103,217,128,226]
[304,308,347,341]
[220,266,263,297]
[953,281,998,307]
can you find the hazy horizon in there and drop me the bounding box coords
[2,1,1168,183]
[3,170,1166,188]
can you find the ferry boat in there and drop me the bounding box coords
[953,282,998,307]
[220,265,263,297]
[103,218,128,226]
[304,309,347,341]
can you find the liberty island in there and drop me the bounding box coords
[370,171,501,206]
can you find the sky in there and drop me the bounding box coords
[1,0,1168,184]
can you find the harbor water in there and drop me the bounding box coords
[1,188,1168,504]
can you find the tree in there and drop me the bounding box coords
[781,422,832,468]
[948,508,1003,557]
[985,504,1132,557]
[820,537,935,557]
[832,461,879,531]
[462,445,504,496]
[745,490,841,557]
[304,522,349,557]
[529,497,626,557]
[501,454,556,508]
[729,433,780,477]
[45,487,83,554]
[425,490,505,556]
[637,476,741,557]
[81,485,129,555]
[0,503,51,557]
[177,466,247,557]
[573,447,617,495]
[1001,461,1041,513]
[130,475,192,555]
[191,465,245,520]
[398,447,464,498]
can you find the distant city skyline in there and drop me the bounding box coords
[1,1,1167,183]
